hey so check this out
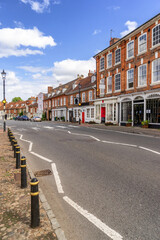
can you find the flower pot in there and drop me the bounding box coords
[142,125,148,128]
[126,123,132,127]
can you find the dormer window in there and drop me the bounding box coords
[62,88,66,93]
[52,92,55,96]
[72,83,77,89]
[57,90,60,95]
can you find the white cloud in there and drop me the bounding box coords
[14,21,24,28]
[20,0,51,13]
[0,27,56,58]
[10,58,96,101]
[0,22,2,26]
[120,21,138,37]
[107,6,120,11]
[92,29,101,35]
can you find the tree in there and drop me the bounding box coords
[12,97,23,102]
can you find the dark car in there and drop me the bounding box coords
[15,115,22,120]
[21,115,29,121]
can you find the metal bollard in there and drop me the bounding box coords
[13,140,18,158]
[30,178,40,228]
[9,132,12,141]
[12,138,16,151]
[15,145,20,169]
[21,156,27,189]
[8,128,10,137]
[10,135,14,143]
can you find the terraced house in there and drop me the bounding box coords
[43,71,96,122]
[94,13,160,128]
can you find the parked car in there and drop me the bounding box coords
[15,115,22,120]
[30,116,41,122]
[21,115,29,121]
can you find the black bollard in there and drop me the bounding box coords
[10,135,14,143]
[13,140,18,158]
[9,132,12,141]
[21,156,27,189]
[30,178,40,228]
[16,145,20,169]
[12,138,16,151]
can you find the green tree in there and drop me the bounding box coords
[12,97,23,102]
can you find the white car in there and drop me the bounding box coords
[30,116,41,122]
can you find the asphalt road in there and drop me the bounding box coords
[3,120,160,240]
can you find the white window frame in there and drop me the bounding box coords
[115,48,121,65]
[89,91,92,101]
[152,24,160,47]
[70,95,73,104]
[107,53,112,68]
[61,98,62,106]
[52,99,54,107]
[82,92,85,102]
[127,69,134,89]
[115,73,121,91]
[100,57,105,71]
[138,64,147,87]
[107,76,112,93]
[152,58,160,84]
[138,33,147,54]
[64,97,66,105]
[127,40,134,59]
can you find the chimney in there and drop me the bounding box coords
[110,38,119,46]
[88,70,93,77]
[48,86,53,94]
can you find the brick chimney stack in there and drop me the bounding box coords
[48,86,53,94]
[110,38,119,46]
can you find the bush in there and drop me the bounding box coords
[105,122,114,126]
[141,120,149,126]
[88,121,96,124]
[41,113,46,121]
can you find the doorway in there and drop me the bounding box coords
[101,107,105,123]
[134,104,144,126]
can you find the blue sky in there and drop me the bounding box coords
[0,0,159,101]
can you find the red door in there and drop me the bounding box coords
[82,112,85,123]
[101,107,105,123]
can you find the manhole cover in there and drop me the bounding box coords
[34,169,52,177]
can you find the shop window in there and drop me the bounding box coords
[107,104,113,121]
[96,105,101,120]
[146,98,160,123]
[87,109,90,118]
[121,102,132,121]
[91,108,94,118]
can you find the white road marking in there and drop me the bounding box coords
[68,125,80,128]
[14,133,33,152]
[102,140,137,148]
[30,151,53,163]
[63,196,123,240]
[139,146,160,155]
[51,163,64,193]
[56,126,67,129]
[43,126,54,129]
[68,131,101,142]
[31,127,40,131]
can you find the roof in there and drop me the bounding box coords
[93,13,160,58]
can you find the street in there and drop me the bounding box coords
[3,120,160,240]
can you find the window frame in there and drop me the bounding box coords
[127,68,134,89]
[138,33,147,54]
[89,91,92,101]
[107,76,112,93]
[138,64,147,87]
[82,92,85,102]
[127,40,134,59]
[107,53,112,68]
[70,95,73,104]
[115,48,121,65]
[152,58,160,84]
[114,73,121,92]
[152,24,160,47]
[100,57,105,71]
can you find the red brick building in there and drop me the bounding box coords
[94,13,160,128]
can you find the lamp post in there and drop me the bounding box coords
[1,70,6,132]
[78,83,81,125]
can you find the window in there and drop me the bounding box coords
[58,99,60,106]
[127,41,134,59]
[107,76,112,93]
[49,100,51,107]
[70,95,73,104]
[152,24,160,46]
[87,109,90,118]
[61,98,62,106]
[107,104,113,121]
[96,105,100,120]
[152,58,160,83]
[127,69,134,89]
[52,100,54,107]
[82,92,85,102]
[146,98,160,123]
[100,57,105,71]
[107,53,112,68]
[91,108,94,118]
[115,48,121,64]
[138,33,147,53]
[64,97,66,105]
[55,100,57,106]
[89,91,92,101]
[121,102,132,121]
[115,73,121,91]
[138,65,147,86]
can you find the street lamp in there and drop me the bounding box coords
[1,70,6,132]
[78,83,81,125]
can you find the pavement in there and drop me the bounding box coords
[0,130,65,240]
